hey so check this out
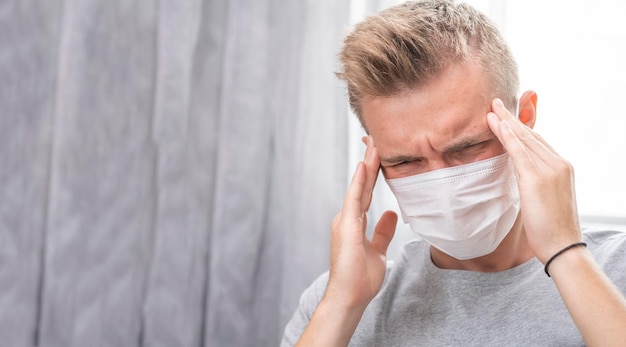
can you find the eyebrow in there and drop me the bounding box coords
[379,129,494,165]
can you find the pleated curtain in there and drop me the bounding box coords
[0,0,349,346]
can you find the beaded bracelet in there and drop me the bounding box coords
[544,242,587,277]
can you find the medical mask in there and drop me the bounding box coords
[385,153,520,260]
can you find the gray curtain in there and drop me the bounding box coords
[0,0,349,346]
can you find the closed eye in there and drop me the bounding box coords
[446,138,494,161]
[457,137,496,152]
[390,158,422,167]
[457,142,482,152]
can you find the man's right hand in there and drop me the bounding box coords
[326,136,398,310]
[296,136,397,346]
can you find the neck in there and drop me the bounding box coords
[430,216,534,272]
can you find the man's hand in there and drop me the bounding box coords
[295,136,397,346]
[486,97,581,263]
[325,136,398,309]
[486,95,626,346]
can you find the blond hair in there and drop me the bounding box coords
[337,0,519,123]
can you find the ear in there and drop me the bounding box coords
[518,90,537,128]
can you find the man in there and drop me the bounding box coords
[282,1,626,345]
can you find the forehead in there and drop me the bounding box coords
[360,61,494,155]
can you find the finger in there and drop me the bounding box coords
[491,98,559,153]
[495,98,557,152]
[490,99,560,162]
[491,99,538,142]
[533,132,558,155]
[486,111,503,140]
[361,136,380,212]
[371,211,398,255]
[343,161,367,220]
[487,113,539,174]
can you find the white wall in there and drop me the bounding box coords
[504,0,626,219]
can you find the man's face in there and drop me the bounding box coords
[361,60,506,179]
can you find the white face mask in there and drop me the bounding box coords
[385,153,520,260]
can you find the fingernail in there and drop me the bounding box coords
[494,98,504,108]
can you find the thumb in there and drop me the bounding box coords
[371,210,398,255]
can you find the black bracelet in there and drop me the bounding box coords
[544,242,587,277]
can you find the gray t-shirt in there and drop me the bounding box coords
[281,228,626,346]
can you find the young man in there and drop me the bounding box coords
[282,1,626,345]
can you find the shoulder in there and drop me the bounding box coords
[583,226,626,257]
[281,271,329,346]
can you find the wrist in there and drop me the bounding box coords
[297,296,367,346]
[322,281,375,312]
[544,244,591,279]
[320,291,370,316]
[544,242,587,277]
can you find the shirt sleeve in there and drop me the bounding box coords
[584,228,626,291]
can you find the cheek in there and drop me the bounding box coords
[381,166,401,180]
[488,141,506,156]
